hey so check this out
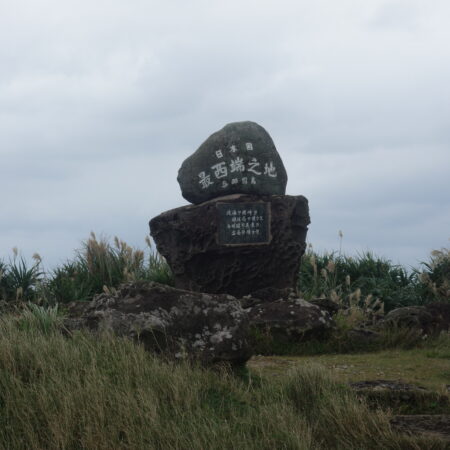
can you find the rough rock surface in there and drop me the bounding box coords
[246,297,334,341]
[240,287,297,308]
[64,282,252,366]
[390,415,450,441]
[349,380,449,410]
[346,327,382,345]
[309,298,342,316]
[350,379,430,393]
[150,194,310,297]
[178,121,288,204]
[425,302,450,333]
[381,304,450,336]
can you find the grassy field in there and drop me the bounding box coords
[1,235,449,448]
[249,344,450,392]
[0,310,448,450]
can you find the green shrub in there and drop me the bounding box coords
[416,246,450,303]
[299,248,424,312]
[47,261,93,303]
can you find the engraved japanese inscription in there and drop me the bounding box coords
[198,143,278,191]
[216,202,271,246]
[178,121,288,204]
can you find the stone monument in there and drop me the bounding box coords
[150,121,310,297]
[177,121,288,203]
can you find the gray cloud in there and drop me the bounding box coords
[1,0,449,268]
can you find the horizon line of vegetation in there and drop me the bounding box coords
[0,232,449,312]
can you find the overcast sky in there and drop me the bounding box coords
[1,0,449,271]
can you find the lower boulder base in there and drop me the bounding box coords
[64,281,252,366]
[149,194,310,297]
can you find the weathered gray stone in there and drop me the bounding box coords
[381,306,437,336]
[390,415,450,441]
[380,303,450,337]
[241,287,296,308]
[346,327,382,344]
[64,281,252,366]
[350,380,429,393]
[178,121,288,204]
[350,380,450,416]
[149,194,310,297]
[246,297,334,341]
[309,298,342,316]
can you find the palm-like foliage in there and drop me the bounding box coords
[416,247,450,302]
[0,256,43,302]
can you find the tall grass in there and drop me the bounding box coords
[0,234,173,305]
[298,244,450,312]
[47,233,175,303]
[0,312,443,449]
[417,246,450,302]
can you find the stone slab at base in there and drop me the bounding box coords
[149,194,310,297]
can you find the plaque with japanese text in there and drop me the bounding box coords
[216,202,271,246]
